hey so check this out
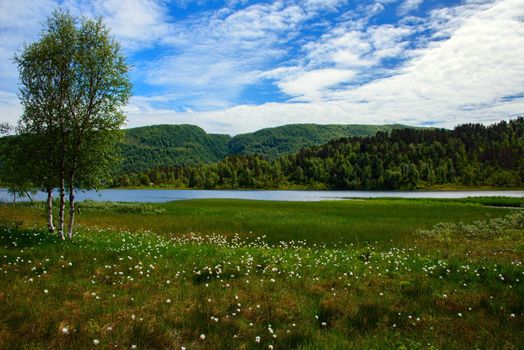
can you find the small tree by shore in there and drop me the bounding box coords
[10,10,131,239]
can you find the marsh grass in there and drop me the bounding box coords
[0,199,522,349]
[1,198,515,246]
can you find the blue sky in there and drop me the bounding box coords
[0,0,523,134]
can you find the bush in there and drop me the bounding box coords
[418,210,524,240]
[78,200,166,215]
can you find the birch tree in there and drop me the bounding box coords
[14,10,131,239]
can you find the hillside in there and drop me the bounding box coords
[116,118,524,189]
[122,124,231,172]
[121,123,410,172]
[228,124,409,159]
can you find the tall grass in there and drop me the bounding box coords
[36,199,519,246]
[0,211,522,349]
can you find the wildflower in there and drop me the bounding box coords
[44,289,48,294]
[166,299,171,304]
[255,336,261,343]
[61,326,69,334]
[93,339,99,345]
[200,334,206,340]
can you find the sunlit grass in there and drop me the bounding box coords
[0,199,522,349]
[2,198,515,246]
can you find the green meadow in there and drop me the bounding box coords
[0,198,523,349]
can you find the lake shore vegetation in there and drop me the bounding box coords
[0,198,522,349]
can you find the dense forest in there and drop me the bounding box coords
[120,123,409,172]
[122,125,231,172]
[114,118,524,190]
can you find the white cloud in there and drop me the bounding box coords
[303,0,349,11]
[142,1,307,109]
[1,0,524,136]
[398,0,424,16]
[126,0,524,135]
[304,31,374,68]
[0,0,56,90]
[277,68,356,101]
[0,91,23,127]
[63,0,171,51]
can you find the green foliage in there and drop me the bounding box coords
[228,124,409,159]
[116,118,524,190]
[118,123,410,173]
[78,200,166,215]
[418,210,524,240]
[9,9,131,237]
[1,198,513,247]
[121,124,231,173]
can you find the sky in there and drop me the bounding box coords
[0,0,523,135]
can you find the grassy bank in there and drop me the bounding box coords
[0,199,523,349]
[0,198,518,246]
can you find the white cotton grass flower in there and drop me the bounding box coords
[93,339,99,345]
[61,326,69,335]
[255,336,261,343]
[200,334,206,340]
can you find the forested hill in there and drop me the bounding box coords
[115,118,524,189]
[121,123,409,172]
[227,124,409,159]
[122,125,231,172]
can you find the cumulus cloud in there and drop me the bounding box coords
[142,1,307,109]
[398,0,424,16]
[126,0,524,134]
[1,0,524,135]
[276,68,356,101]
[63,0,171,50]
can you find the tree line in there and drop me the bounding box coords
[114,118,524,190]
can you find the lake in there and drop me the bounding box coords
[1,188,523,203]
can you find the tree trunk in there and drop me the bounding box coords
[46,187,55,233]
[67,183,75,239]
[24,190,33,203]
[58,176,65,240]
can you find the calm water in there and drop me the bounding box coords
[1,188,523,203]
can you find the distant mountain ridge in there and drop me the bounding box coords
[121,123,412,173]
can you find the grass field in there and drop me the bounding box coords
[1,198,520,246]
[0,198,523,349]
